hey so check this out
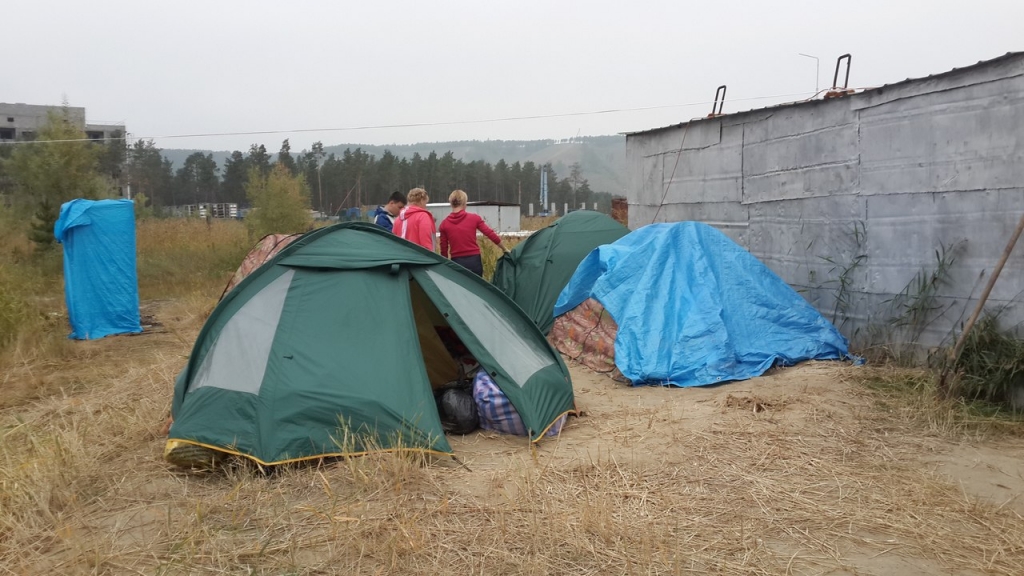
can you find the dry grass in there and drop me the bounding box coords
[859,364,1024,440]
[4,216,1024,574]
[461,214,551,280]
[135,219,250,300]
[4,341,1024,574]
[0,209,70,375]
[0,217,245,408]
[521,215,558,231]
[479,236,524,282]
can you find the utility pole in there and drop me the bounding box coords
[540,167,548,213]
[798,53,820,93]
[568,162,582,212]
[316,149,324,214]
[317,164,323,214]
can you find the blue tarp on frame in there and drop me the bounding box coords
[554,222,851,387]
[54,199,142,340]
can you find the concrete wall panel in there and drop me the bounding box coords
[743,124,859,177]
[661,124,743,205]
[852,54,1024,111]
[742,99,855,144]
[626,119,721,155]
[625,54,1024,349]
[629,202,749,245]
[742,119,860,203]
[632,153,663,206]
[859,78,1024,195]
[864,190,1024,301]
[743,162,860,204]
[746,196,869,316]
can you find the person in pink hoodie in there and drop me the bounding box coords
[392,188,436,252]
[439,189,508,276]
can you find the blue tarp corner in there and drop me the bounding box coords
[54,198,142,340]
[554,222,852,387]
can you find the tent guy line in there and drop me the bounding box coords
[0,91,814,146]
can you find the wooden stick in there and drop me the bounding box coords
[939,211,1024,395]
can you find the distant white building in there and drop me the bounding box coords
[425,201,521,233]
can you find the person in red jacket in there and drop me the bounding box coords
[393,188,436,252]
[439,189,508,276]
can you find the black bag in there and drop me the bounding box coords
[437,387,479,435]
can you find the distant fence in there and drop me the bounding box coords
[167,203,240,219]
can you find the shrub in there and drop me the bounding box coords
[6,107,111,246]
[952,315,1024,408]
[244,164,312,240]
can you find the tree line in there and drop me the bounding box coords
[0,107,614,246]
[0,107,127,243]
[127,139,613,215]
[0,107,310,243]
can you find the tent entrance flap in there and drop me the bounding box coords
[410,265,575,441]
[416,268,555,387]
[409,279,461,389]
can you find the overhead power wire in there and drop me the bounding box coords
[0,91,814,146]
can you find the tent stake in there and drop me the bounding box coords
[938,211,1024,396]
[451,455,472,472]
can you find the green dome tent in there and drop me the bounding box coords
[492,211,628,334]
[166,222,574,466]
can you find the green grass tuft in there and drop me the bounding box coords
[950,315,1024,408]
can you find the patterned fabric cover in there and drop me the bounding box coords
[548,298,627,382]
[473,371,566,437]
[220,233,303,299]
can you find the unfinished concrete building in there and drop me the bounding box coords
[0,102,123,142]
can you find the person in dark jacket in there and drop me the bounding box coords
[439,189,508,276]
[371,191,406,233]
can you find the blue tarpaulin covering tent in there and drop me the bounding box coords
[553,222,851,387]
[54,199,142,340]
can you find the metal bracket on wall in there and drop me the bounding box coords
[825,54,854,99]
[707,85,727,117]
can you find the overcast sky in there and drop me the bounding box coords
[7,0,1022,152]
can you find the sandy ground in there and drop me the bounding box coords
[461,363,1024,513]
[451,363,1024,574]
[3,301,1024,574]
